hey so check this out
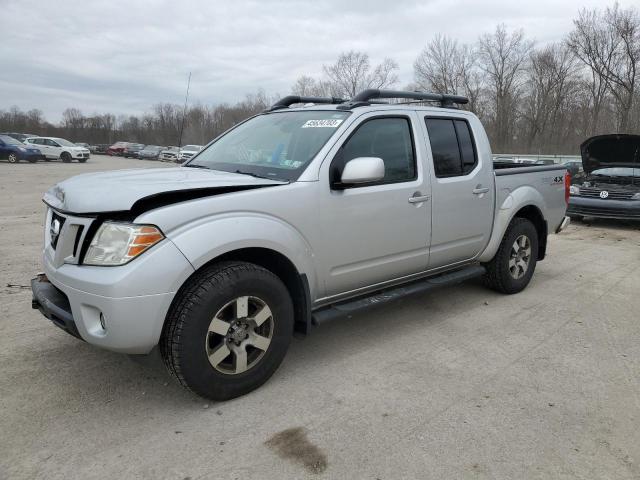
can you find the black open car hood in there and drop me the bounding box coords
[580,134,640,175]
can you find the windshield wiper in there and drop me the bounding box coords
[183,163,210,169]
[233,169,280,181]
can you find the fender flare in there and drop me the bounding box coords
[478,186,547,263]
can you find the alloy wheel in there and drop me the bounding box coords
[509,234,531,279]
[205,296,274,375]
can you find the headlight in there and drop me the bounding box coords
[569,185,580,195]
[84,223,164,266]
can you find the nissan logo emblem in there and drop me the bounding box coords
[50,219,61,243]
[599,190,609,199]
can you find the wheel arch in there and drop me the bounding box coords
[168,247,312,337]
[479,186,549,263]
[513,205,547,260]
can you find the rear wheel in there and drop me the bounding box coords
[61,152,72,163]
[483,217,538,294]
[7,153,19,163]
[161,261,294,400]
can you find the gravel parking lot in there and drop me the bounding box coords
[1,155,640,479]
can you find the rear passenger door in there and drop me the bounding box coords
[423,115,494,269]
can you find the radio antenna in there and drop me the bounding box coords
[178,72,191,149]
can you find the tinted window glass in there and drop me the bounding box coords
[333,117,415,184]
[425,118,461,177]
[454,120,477,173]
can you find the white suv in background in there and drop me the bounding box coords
[24,137,90,163]
[177,144,203,163]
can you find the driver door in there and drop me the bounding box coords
[316,112,432,299]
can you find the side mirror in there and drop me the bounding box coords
[340,157,385,185]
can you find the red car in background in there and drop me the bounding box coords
[106,141,130,156]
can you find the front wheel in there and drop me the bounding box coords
[61,152,72,163]
[483,217,538,294]
[8,153,19,163]
[161,261,294,401]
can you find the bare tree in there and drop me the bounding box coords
[568,3,640,132]
[522,44,580,151]
[413,35,484,113]
[322,51,399,97]
[477,25,534,151]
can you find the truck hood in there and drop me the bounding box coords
[43,167,286,214]
[581,134,640,175]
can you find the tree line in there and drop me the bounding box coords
[1,3,638,154]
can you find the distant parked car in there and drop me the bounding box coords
[123,143,145,158]
[24,137,90,162]
[160,146,180,162]
[75,142,91,149]
[137,145,164,160]
[176,145,203,163]
[106,142,130,156]
[0,132,39,144]
[0,134,42,163]
[562,160,583,177]
[89,144,109,154]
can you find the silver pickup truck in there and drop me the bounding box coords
[31,90,570,400]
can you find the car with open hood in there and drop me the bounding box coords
[31,89,570,402]
[567,134,640,220]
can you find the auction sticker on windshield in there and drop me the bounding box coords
[302,119,343,128]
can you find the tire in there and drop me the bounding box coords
[569,215,583,222]
[27,157,37,163]
[483,217,539,294]
[61,152,72,163]
[7,153,19,163]
[161,261,294,401]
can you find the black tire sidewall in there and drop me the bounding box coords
[61,152,71,162]
[174,265,294,400]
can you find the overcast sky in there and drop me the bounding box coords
[1,0,632,122]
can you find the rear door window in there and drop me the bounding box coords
[425,118,478,177]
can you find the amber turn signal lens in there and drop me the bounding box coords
[126,226,164,258]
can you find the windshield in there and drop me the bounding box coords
[591,167,640,178]
[53,138,76,147]
[0,135,23,145]
[186,111,350,181]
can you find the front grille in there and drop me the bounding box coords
[579,187,636,200]
[50,212,66,250]
[46,209,95,265]
[568,204,640,219]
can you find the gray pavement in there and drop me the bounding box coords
[1,155,639,479]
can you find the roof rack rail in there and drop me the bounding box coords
[267,95,347,112]
[337,89,469,109]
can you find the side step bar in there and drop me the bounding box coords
[312,265,486,325]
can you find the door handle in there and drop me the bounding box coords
[472,187,490,195]
[408,193,430,204]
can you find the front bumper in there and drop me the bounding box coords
[568,197,640,220]
[31,274,82,340]
[33,234,195,354]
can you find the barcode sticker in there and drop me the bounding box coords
[301,119,343,128]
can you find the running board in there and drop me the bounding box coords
[312,265,486,325]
